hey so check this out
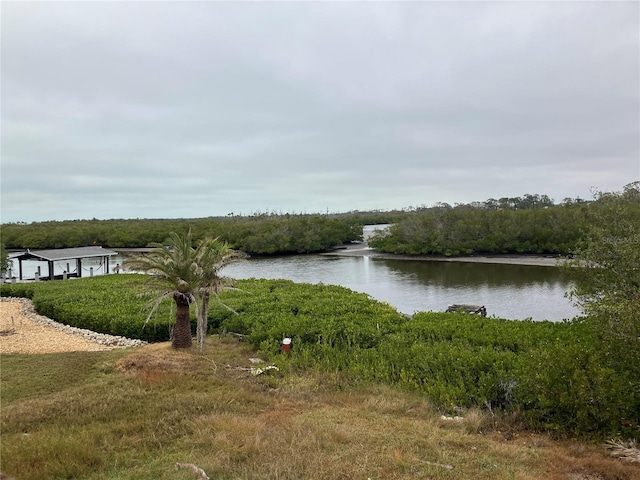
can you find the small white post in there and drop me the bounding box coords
[35,271,40,282]
[63,271,68,280]
[90,267,94,277]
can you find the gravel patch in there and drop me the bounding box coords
[0,297,146,354]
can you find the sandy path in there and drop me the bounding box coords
[0,300,143,354]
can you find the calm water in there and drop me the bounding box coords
[8,251,581,321]
[222,254,581,321]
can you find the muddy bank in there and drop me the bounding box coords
[322,244,563,267]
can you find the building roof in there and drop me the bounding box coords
[17,246,117,262]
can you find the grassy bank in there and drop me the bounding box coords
[2,276,639,440]
[2,338,638,480]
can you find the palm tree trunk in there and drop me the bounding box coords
[173,293,193,349]
[197,292,210,352]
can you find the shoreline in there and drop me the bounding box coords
[322,244,564,267]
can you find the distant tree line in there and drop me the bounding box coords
[0,212,393,255]
[369,203,588,256]
[0,191,627,256]
[368,189,637,256]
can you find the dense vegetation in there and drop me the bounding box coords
[214,279,639,439]
[0,242,10,274]
[1,193,590,256]
[0,213,380,254]
[564,182,640,426]
[368,200,590,256]
[368,187,640,257]
[3,275,638,439]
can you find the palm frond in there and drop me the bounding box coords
[606,439,640,463]
[142,290,176,326]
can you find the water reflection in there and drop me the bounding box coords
[222,255,581,321]
[382,259,569,287]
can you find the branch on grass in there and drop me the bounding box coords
[606,439,640,464]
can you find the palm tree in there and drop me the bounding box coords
[194,237,247,351]
[124,231,245,349]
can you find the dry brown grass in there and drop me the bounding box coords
[2,337,640,480]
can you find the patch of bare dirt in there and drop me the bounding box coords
[0,299,144,354]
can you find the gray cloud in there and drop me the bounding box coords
[2,1,638,222]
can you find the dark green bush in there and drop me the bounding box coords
[1,276,176,341]
[1,283,36,299]
[516,337,640,438]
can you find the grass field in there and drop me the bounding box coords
[2,336,638,480]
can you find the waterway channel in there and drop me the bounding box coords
[222,253,580,322]
[8,249,581,322]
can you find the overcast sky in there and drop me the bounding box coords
[2,1,639,223]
